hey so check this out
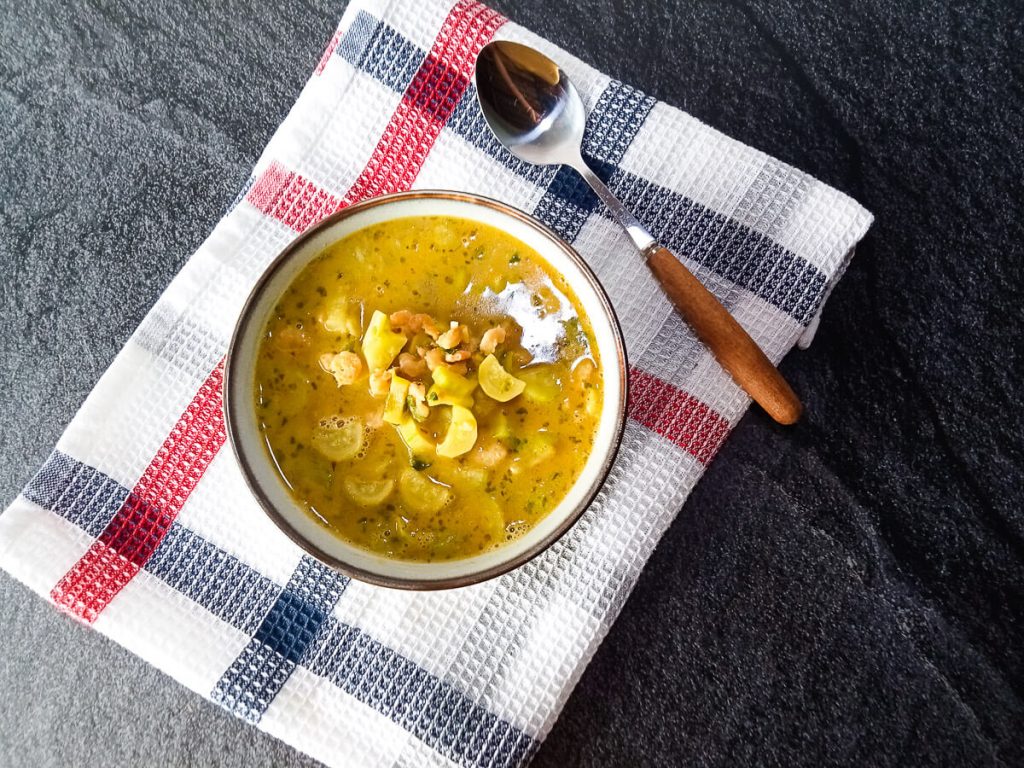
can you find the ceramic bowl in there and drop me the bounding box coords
[224,190,627,589]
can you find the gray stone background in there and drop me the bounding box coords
[1,0,1021,766]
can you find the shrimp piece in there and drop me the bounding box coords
[424,346,446,371]
[389,309,413,333]
[445,349,472,363]
[479,326,506,355]
[436,321,464,351]
[319,351,363,386]
[364,408,384,429]
[416,314,442,339]
[368,368,391,397]
[397,352,428,379]
[390,310,440,337]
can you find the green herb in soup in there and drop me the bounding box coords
[254,216,603,562]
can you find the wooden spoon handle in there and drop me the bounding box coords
[646,245,802,425]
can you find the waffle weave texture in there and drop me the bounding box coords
[0,1,872,765]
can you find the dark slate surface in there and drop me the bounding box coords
[1,0,1021,765]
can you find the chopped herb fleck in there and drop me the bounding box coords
[505,436,525,453]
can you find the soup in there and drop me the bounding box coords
[253,216,602,562]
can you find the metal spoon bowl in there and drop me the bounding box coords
[476,41,802,425]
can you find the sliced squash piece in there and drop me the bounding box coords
[319,298,361,336]
[361,310,406,372]
[524,432,557,465]
[427,364,477,408]
[398,468,452,514]
[478,354,526,402]
[312,416,363,462]
[436,405,478,458]
[509,433,557,474]
[459,466,490,490]
[518,365,560,403]
[396,414,435,465]
[490,411,511,440]
[342,477,394,507]
[383,374,410,425]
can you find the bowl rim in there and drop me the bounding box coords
[224,189,629,590]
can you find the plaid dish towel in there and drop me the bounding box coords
[0,0,872,765]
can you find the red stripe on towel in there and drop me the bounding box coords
[51,364,226,622]
[315,27,344,75]
[247,161,344,233]
[628,368,730,464]
[342,0,506,203]
[249,1,506,230]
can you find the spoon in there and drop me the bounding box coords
[475,41,802,425]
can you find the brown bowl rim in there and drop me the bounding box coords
[223,189,629,590]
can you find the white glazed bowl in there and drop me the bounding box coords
[224,191,627,589]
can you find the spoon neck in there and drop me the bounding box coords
[569,158,656,253]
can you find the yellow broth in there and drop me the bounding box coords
[254,215,603,562]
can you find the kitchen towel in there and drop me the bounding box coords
[0,0,872,765]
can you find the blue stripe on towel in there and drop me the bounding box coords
[211,556,348,723]
[306,618,537,766]
[23,451,128,538]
